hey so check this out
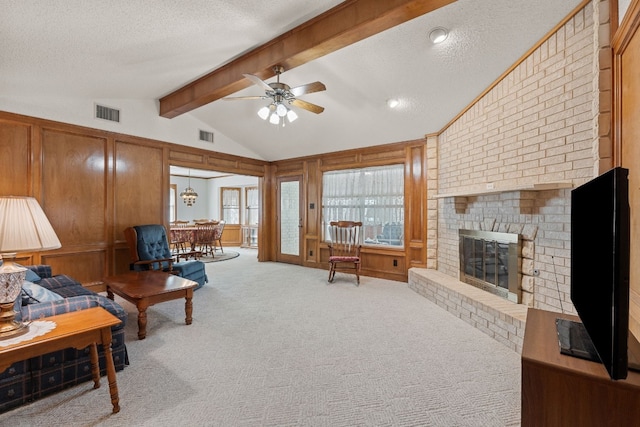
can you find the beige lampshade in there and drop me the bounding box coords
[0,196,61,253]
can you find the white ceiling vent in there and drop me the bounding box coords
[95,104,120,123]
[199,130,214,143]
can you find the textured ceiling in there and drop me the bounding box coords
[0,0,583,161]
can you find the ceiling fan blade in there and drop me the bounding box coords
[243,73,273,92]
[222,95,267,101]
[289,81,326,97]
[290,99,325,114]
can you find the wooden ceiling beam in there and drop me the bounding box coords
[159,0,456,118]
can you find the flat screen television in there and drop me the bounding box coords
[556,166,632,380]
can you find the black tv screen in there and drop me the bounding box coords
[564,166,630,380]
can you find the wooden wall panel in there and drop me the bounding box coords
[319,246,406,282]
[305,238,318,263]
[42,250,106,284]
[361,251,406,277]
[259,168,276,261]
[305,160,320,237]
[614,0,640,338]
[37,128,108,280]
[220,224,242,246]
[316,142,407,170]
[114,247,133,275]
[41,129,107,246]
[114,140,165,243]
[206,157,238,170]
[360,147,406,163]
[275,160,305,175]
[230,160,266,175]
[169,146,267,177]
[320,153,359,167]
[269,139,428,281]
[407,144,427,268]
[0,120,31,196]
[0,109,418,283]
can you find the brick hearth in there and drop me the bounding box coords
[409,268,528,353]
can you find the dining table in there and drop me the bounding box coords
[170,227,200,252]
[170,222,219,255]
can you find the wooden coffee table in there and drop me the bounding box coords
[104,271,198,340]
[0,307,121,413]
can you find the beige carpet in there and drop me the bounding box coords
[0,247,521,426]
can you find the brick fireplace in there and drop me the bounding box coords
[408,3,609,353]
[409,188,572,352]
[459,228,521,303]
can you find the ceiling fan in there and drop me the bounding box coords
[223,65,326,125]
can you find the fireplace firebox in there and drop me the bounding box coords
[459,229,521,303]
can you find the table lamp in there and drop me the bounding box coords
[0,196,61,339]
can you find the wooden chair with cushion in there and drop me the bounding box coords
[327,221,363,285]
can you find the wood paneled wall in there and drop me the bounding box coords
[0,110,426,284]
[0,111,269,286]
[271,140,428,282]
[613,0,640,339]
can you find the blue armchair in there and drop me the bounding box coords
[123,224,207,289]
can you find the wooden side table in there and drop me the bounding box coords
[0,307,122,413]
[104,271,197,340]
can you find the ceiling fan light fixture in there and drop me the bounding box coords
[429,27,448,44]
[276,102,288,117]
[233,65,325,125]
[257,106,270,120]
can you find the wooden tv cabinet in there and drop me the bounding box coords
[522,308,640,426]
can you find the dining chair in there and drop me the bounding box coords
[169,220,190,255]
[195,222,217,257]
[212,220,226,253]
[327,221,363,285]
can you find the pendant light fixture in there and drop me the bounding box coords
[180,169,198,206]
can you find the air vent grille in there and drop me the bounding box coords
[199,130,214,143]
[95,104,120,122]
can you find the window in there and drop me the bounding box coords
[221,187,240,224]
[245,186,259,225]
[169,184,177,223]
[322,164,404,247]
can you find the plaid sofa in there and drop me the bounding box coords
[0,265,128,413]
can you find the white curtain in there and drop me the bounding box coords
[222,188,240,224]
[322,164,404,246]
[246,187,259,225]
[169,187,176,222]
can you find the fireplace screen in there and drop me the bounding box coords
[459,229,520,303]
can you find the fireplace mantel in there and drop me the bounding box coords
[435,182,573,214]
[434,182,573,199]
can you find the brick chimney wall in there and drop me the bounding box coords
[427,2,609,313]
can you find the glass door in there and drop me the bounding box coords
[277,176,302,264]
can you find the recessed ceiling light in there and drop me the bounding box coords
[387,99,400,109]
[429,27,448,44]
